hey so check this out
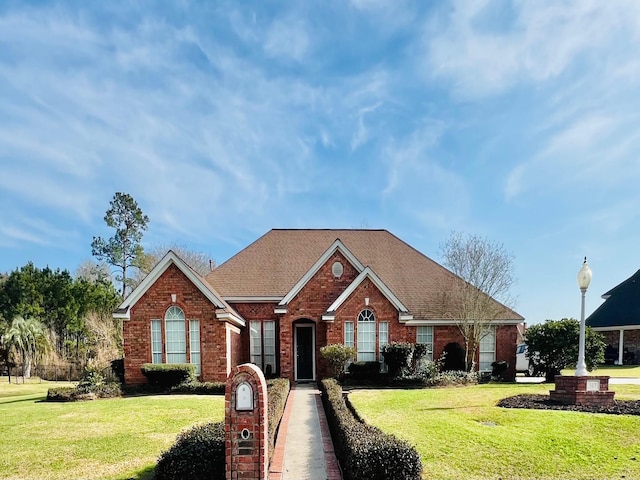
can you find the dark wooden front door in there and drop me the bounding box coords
[295,325,314,381]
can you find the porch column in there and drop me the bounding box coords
[618,329,624,365]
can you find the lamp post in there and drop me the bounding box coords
[576,257,592,376]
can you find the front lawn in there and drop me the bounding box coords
[349,383,640,480]
[0,380,224,480]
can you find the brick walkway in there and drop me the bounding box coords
[269,383,341,480]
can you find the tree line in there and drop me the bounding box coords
[0,192,213,379]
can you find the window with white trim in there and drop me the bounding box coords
[344,321,354,348]
[189,319,201,375]
[151,319,162,364]
[151,307,201,372]
[264,321,276,375]
[250,320,276,375]
[165,306,186,363]
[479,327,496,371]
[416,326,434,361]
[379,321,389,372]
[250,321,262,367]
[357,309,376,361]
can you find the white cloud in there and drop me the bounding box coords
[425,1,640,99]
[263,17,311,62]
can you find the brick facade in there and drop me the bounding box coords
[123,264,234,384]
[123,251,519,384]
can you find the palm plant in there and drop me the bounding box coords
[1,316,50,378]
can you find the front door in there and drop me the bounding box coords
[295,325,315,381]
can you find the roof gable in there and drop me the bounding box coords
[587,269,640,328]
[114,250,245,327]
[206,229,523,322]
[322,267,413,322]
[278,239,364,307]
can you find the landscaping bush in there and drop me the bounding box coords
[347,361,381,381]
[381,343,413,378]
[321,344,356,379]
[156,377,290,478]
[320,378,422,480]
[171,381,226,395]
[155,421,225,480]
[46,387,79,402]
[430,370,478,386]
[411,343,429,374]
[110,358,124,383]
[267,378,290,460]
[141,363,196,389]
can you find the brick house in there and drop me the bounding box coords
[115,229,523,384]
[587,268,640,366]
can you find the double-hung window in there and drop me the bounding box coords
[250,320,276,375]
[416,326,434,361]
[189,319,201,375]
[378,321,389,371]
[479,327,496,371]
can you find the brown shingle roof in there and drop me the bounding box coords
[205,229,522,321]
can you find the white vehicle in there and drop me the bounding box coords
[515,343,538,376]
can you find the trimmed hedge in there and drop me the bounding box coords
[141,363,196,389]
[266,378,290,461]
[155,377,290,477]
[155,421,225,480]
[171,381,226,395]
[320,378,422,480]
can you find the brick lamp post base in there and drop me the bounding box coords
[550,376,615,406]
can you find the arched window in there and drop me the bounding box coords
[165,306,186,363]
[357,309,376,361]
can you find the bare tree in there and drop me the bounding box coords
[131,244,215,289]
[440,232,517,371]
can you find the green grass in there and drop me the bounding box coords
[0,380,224,480]
[349,383,640,480]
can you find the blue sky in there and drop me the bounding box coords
[1,1,639,325]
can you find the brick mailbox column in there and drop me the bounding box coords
[550,375,615,406]
[225,363,268,480]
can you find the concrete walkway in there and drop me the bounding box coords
[269,383,341,480]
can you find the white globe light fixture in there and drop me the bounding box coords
[575,257,592,376]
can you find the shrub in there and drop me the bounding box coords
[411,344,429,374]
[430,370,478,386]
[141,363,196,389]
[110,358,124,383]
[347,361,381,380]
[46,387,79,402]
[320,344,356,379]
[381,343,413,378]
[155,422,225,480]
[156,377,290,478]
[267,378,290,460]
[171,381,226,395]
[320,378,422,480]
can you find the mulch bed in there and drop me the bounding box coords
[497,394,640,416]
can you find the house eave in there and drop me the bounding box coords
[216,310,246,328]
[403,318,523,326]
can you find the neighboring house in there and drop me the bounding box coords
[586,269,640,365]
[115,229,523,384]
